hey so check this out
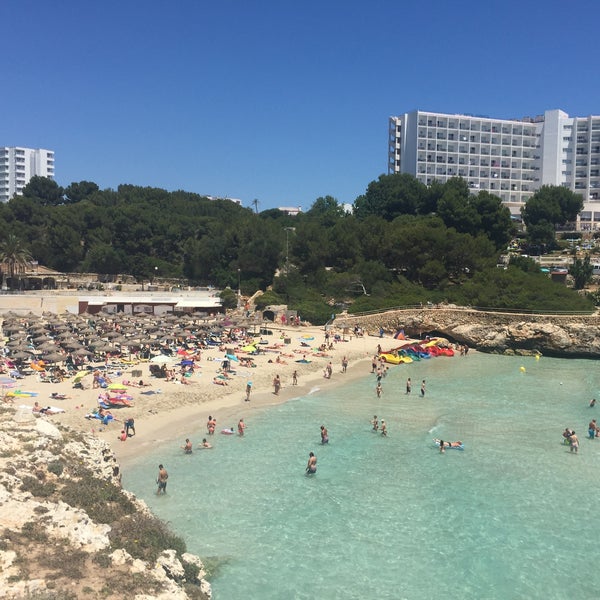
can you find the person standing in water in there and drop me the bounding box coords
[182,438,193,454]
[238,418,245,436]
[380,420,387,436]
[406,378,412,394]
[372,415,379,432]
[320,425,329,444]
[306,452,317,474]
[570,431,579,453]
[421,380,426,397]
[156,464,169,495]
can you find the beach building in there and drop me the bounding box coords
[388,109,600,228]
[0,147,55,202]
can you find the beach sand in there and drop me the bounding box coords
[3,322,401,463]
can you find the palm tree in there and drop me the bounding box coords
[0,234,33,290]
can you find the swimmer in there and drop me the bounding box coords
[306,451,317,474]
[439,439,445,453]
[590,398,597,408]
[199,438,212,449]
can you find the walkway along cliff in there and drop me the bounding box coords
[337,307,600,359]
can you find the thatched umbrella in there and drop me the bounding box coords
[10,351,33,361]
[43,352,66,363]
[37,342,58,351]
[63,341,84,351]
[73,348,93,357]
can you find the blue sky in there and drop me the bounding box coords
[2,0,599,211]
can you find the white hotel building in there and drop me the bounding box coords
[388,109,600,229]
[0,147,55,203]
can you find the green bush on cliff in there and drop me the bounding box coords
[109,512,186,563]
[60,468,136,524]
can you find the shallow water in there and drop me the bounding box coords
[123,353,600,599]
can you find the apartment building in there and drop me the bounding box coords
[0,147,55,202]
[388,109,600,228]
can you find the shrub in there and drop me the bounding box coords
[47,460,64,477]
[20,476,56,498]
[60,469,136,524]
[39,544,87,579]
[20,521,48,543]
[109,513,186,563]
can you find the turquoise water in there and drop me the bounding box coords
[123,353,600,599]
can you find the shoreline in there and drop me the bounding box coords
[1,317,382,468]
[112,352,374,465]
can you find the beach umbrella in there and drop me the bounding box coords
[73,348,93,357]
[108,382,128,390]
[63,341,84,350]
[43,352,66,363]
[38,342,58,351]
[33,335,52,343]
[226,354,239,362]
[150,354,175,364]
[73,371,89,383]
[10,351,33,360]
[241,344,257,353]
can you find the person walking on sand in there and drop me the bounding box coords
[182,438,193,454]
[570,431,579,453]
[124,417,135,436]
[292,370,298,385]
[245,381,252,402]
[273,374,281,395]
[341,356,348,373]
[320,425,329,444]
[406,377,412,394]
[421,380,426,397]
[238,418,245,436]
[157,464,169,495]
[372,415,379,432]
[306,451,317,474]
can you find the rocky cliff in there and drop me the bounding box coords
[0,406,211,600]
[338,307,600,358]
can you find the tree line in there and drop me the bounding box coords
[0,173,593,323]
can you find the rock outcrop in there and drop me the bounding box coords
[0,406,211,599]
[338,307,600,358]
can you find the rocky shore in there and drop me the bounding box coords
[0,406,211,600]
[339,307,600,358]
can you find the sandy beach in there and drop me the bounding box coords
[2,319,393,464]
